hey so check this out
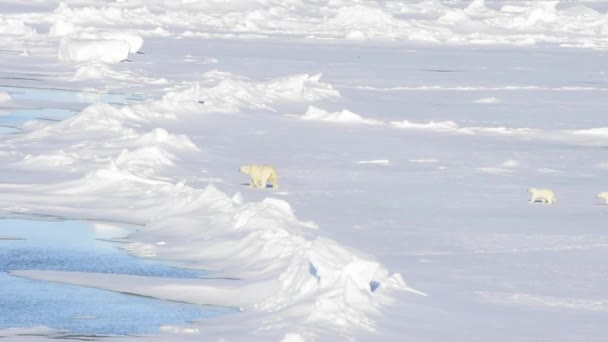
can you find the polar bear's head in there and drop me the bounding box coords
[528,187,537,193]
[598,192,608,200]
[239,165,252,175]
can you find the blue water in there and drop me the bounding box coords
[0,218,235,337]
[0,85,142,134]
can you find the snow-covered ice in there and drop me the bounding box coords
[1,0,608,341]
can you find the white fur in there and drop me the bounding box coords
[598,192,608,205]
[240,164,279,189]
[528,187,556,204]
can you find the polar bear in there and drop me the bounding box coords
[528,187,556,204]
[240,164,279,189]
[598,192,608,205]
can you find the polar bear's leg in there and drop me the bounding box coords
[271,177,279,189]
[249,176,258,188]
[529,195,537,203]
[269,172,279,189]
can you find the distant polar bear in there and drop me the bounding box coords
[240,164,279,189]
[598,192,608,205]
[528,187,556,204]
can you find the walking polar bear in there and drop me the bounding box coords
[240,164,279,189]
[598,192,608,205]
[529,188,556,204]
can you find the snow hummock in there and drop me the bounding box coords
[358,160,391,165]
[58,38,131,63]
[473,97,501,104]
[391,120,463,132]
[477,159,520,175]
[0,92,12,103]
[75,31,143,54]
[294,106,382,125]
[156,72,338,114]
[0,17,37,35]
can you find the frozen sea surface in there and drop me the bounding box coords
[1,0,608,340]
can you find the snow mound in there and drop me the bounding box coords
[156,71,339,114]
[71,61,167,84]
[502,160,520,167]
[52,2,151,27]
[75,30,143,53]
[58,38,131,63]
[72,61,129,80]
[0,92,12,103]
[54,161,173,195]
[391,120,465,132]
[326,5,404,40]
[114,146,175,176]
[358,160,391,165]
[131,128,199,152]
[49,20,76,37]
[28,103,136,138]
[295,106,382,125]
[17,151,78,168]
[473,97,501,104]
[0,18,37,35]
[438,9,473,25]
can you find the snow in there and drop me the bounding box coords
[0,17,36,35]
[1,0,608,341]
[358,160,391,165]
[293,106,382,125]
[0,92,12,103]
[473,96,501,103]
[58,38,131,63]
